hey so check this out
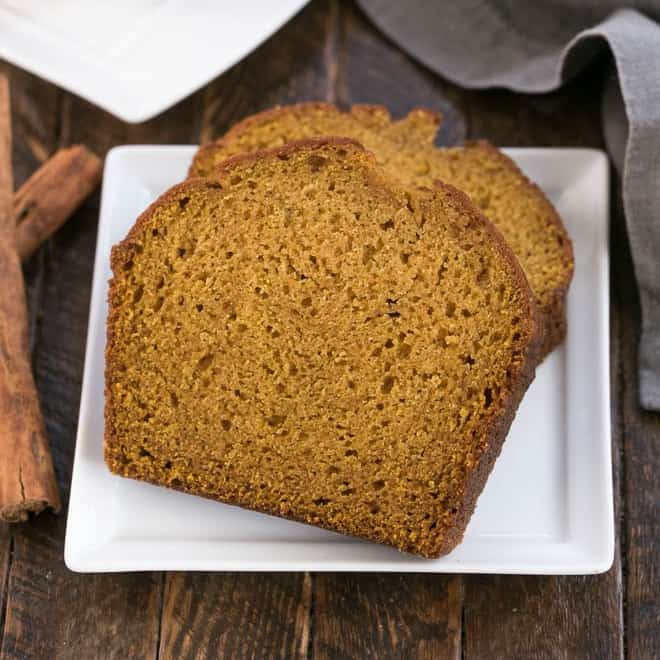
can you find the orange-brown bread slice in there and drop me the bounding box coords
[191,103,573,356]
[107,139,539,558]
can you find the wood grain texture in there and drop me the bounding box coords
[611,182,660,660]
[621,341,660,660]
[159,573,309,659]
[55,87,203,162]
[3,533,161,660]
[0,65,60,186]
[464,573,623,660]
[462,67,607,148]
[313,574,462,659]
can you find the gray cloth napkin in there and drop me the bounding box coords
[358,0,660,411]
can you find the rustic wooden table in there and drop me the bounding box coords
[0,2,657,658]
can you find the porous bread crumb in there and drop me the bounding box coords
[106,139,539,558]
[190,103,573,356]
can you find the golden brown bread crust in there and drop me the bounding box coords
[423,180,540,555]
[191,102,442,178]
[191,103,356,176]
[190,102,572,359]
[460,140,573,356]
[106,138,540,558]
[214,135,368,177]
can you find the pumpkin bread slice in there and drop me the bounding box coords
[191,102,572,357]
[106,139,539,558]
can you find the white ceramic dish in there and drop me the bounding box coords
[0,1,309,123]
[65,146,612,574]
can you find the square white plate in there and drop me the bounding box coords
[0,1,308,123]
[65,146,613,574]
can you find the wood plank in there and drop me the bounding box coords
[313,574,462,659]
[1,74,202,657]
[621,345,660,660]
[2,549,161,660]
[157,2,339,657]
[1,64,59,185]
[159,573,310,659]
[462,67,606,148]
[613,181,660,660]
[56,88,203,159]
[464,571,622,659]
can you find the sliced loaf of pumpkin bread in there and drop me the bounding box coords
[106,139,539,558]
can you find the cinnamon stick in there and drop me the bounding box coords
[0,74,60,522]
[0,79,10,217]
[14,145,102,260]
